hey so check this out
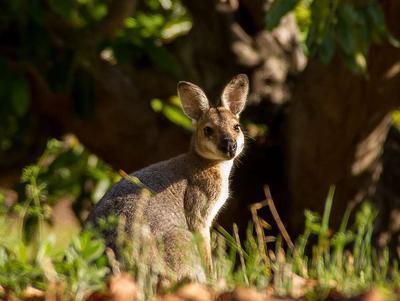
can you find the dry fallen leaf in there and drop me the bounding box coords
[359,290,385,301]
[87,292,112,301]
[22,286,45,301]
[109,273,138,301]
[216,287,265,301]
[88,273,138,301]
[288,272,316,298]
[176,283,214,301]
[151,283,214,301]
[326,289,385,301]
[151,293,184,301]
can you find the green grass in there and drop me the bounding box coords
[0,138,399,301]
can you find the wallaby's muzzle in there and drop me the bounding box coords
[219,137,237,159]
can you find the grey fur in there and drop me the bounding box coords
[86,74,249,281]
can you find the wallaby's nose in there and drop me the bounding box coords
[219,138,237,158]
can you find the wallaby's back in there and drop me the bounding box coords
[88,154,220,236]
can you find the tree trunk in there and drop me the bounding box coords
[286,0,400,232]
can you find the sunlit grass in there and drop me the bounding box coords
[1,188,399,300]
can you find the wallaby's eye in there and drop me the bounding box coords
[234,124,241,132]
[203,126,213,137]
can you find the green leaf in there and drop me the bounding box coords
[354,52,367,73]
[90,3,108,21]
[318,27,335,64]
[81,241,105,263]
[356,15,370,54]
[91,178,110,203]
[366,2,387,36]
[337,4,358,55]
[266,0,299,31]
[162,104,192,130]
[48,0,73,19]
[151,98,163,112]
[151,97,192,130]
[146,43,181,77]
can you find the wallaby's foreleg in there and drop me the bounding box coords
[163,229,206,282]
[198,229,212,275]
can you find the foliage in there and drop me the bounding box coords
[13,136,118,241]
[56,231,109,301]
[213,189,400,299]
[392,110,400,129]
[113,0,190,70]
[0,0,190,152]
[0,137,114,298]
[0,229,108,300]
[151,96,192,130]
[268,0,400,73]
[0,142,399,300]
[288,190,393,297]
[0,60,31,152]
[0,241,45,293]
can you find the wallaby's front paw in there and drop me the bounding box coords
[192,264,206,283]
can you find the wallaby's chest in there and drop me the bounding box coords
[207,161,232,226]
[127,154,234,231]
[188,160,233,228]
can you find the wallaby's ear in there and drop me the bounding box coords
[177,81,209,120]
[221,74,249,115]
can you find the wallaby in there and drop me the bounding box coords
[87,74,249,281]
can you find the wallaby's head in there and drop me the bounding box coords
[177,74,249,161]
